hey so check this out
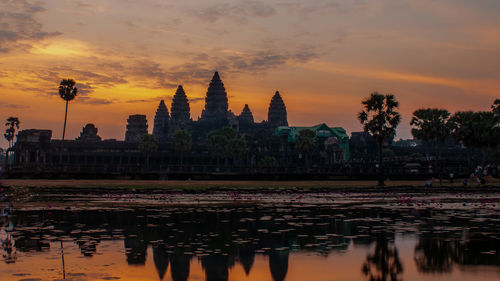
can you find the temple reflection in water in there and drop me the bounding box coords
[1,205,499,281]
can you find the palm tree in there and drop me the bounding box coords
[410,108,451,183]
[58,79,78,140]
[295,129,316,169]
[358,92,401,186]
[172,130,192,168]
[139,134,159,170]
[4,117,20,149]
[492,99,500,116]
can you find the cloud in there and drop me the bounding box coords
[165,46,319,85]
[127,60,174,89]
[194,0,276,23]
[125,96,172,104]
[35,67,128,88]
[0,0,61,53]
[0,101,29,109]
[277,0,366,15]
[75,83,94,95]
[77,96,115,105]
[189,97,205,103]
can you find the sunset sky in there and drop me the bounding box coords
[1,0,499,148]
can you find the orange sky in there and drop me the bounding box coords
[1,0,499,148]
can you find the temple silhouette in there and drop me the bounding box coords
[7,71,351,179]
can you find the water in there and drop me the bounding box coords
[0,190,499,281]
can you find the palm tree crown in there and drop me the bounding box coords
[59,79,78,101]
[358,93,401,144]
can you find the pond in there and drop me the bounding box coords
[0,189,499,281]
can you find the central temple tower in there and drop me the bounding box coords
[200,71,229,121]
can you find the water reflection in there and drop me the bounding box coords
[0,205,498,280]
[362,236,403,281]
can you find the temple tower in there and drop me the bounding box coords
[200,71,229,121]
[153,100,170,142]
[170,85,191,132]
[125,114,148,142]
[267,91,288,127]
[77,124,101,142]
[239,104,254,124]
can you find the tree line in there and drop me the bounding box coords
[359,92,500,185]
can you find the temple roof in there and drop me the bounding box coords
[154,100,169,119]
[275,123,350,159]
[239,104,254,123]
[275,123,349,142]
[171,85,190,122]
[201,71,229,119]
[268,91,288,126]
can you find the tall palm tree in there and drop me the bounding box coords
[58,79,78,140]
[358,92,401,186]
[4,117,20,149]
[172,130,192,168]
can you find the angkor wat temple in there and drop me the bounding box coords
[7,71,352,179]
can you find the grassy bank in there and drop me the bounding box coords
[1,178,500,191]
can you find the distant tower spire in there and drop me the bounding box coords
[239,104,254,124]
[153,100,170,142]
[170,85,190,122]
[170,85,191,132]
[268,91,288,127]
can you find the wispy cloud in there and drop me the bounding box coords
[0,101,29,109]
[193,0,276,23]
[0,0,61,53]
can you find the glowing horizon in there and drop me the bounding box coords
[1,0,499,148]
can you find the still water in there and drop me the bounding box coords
[0,190,499,281]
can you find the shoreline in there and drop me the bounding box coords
[1,178,499,191]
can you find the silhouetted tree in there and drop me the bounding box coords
[4,117,20,149]
[414,238,456,273]
[449,111,475,166]
[208,127,243,170]
[226,138,246,165]
[362,238,403,281]
[449,111,475,147]
[139,134,159,170]
[411,108,451,183]
[492,98,500,116]
[172,130,192,168]
[58,79,78,140]
[450,111,500,165]
[208,133,228,170]
[358,93,401,186]
[258,156,278,173]
[295,129,316,168]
